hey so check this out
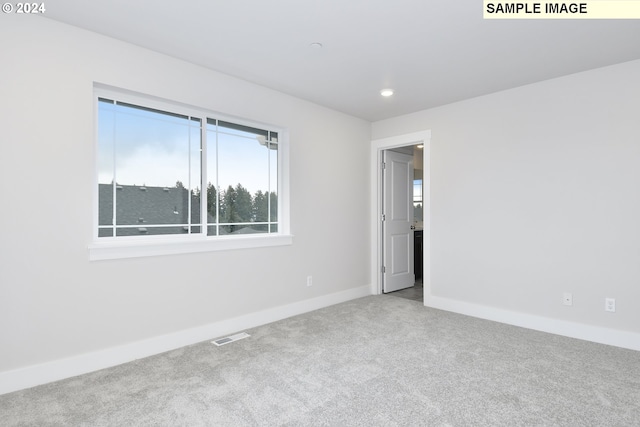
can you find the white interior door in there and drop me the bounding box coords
[382,150,415,293]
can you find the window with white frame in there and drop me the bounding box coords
[95,88,286,255]
[413,179,423,222]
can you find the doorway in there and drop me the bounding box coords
[370,131,431,302]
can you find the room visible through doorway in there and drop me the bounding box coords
[370,130,430,302]
[382,144,424,301]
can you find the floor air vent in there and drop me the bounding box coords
[212,332,250,346]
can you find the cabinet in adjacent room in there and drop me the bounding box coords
[414,230,423,280]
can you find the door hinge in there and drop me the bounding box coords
[381,214,386,221]
[382,266,386,273]
[381,161,386,170]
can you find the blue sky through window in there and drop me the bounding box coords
[98,99,277,195]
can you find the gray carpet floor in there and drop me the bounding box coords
[1,295,639,426]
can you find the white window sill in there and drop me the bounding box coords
[89,234,294,261]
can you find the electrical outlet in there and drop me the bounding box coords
[562,292,573,306]
[306,276,313,287]
[605,298,616,312]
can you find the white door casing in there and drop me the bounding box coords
[382,150,414,293]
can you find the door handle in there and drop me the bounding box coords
[410,225,416,230]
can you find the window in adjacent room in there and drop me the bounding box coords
[413,178,423,222]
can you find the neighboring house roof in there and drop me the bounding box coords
[98,184,270,236]
[98,184,201,236]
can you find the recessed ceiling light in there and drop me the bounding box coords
[309,42,323,49]
[417,144,424,149]
[380,89,394,97]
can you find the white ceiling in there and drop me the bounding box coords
[44,0,640,121]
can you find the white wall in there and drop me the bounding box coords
[373,60,640,342]
[0,16,371,387]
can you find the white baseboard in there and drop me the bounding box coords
[425,295,640,352]
[0,285,372,396]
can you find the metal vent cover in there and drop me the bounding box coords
[212,332,250,346]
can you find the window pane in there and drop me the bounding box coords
[97,99,201,237]
[98,100,115,228]
[210,127,276,235]
[115,226,191,236]
[114,185,191,226]
[207,225,218,236]
[218,120,268,139]
[413,179,422,202]
[218,223,267,235]
[413,179,423,221]
[218,133,269,199]
[206,122,218,227]
[111,103,196,190]
[190,121,202,229]
[269,140,278,222]
[98,227,113,238]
